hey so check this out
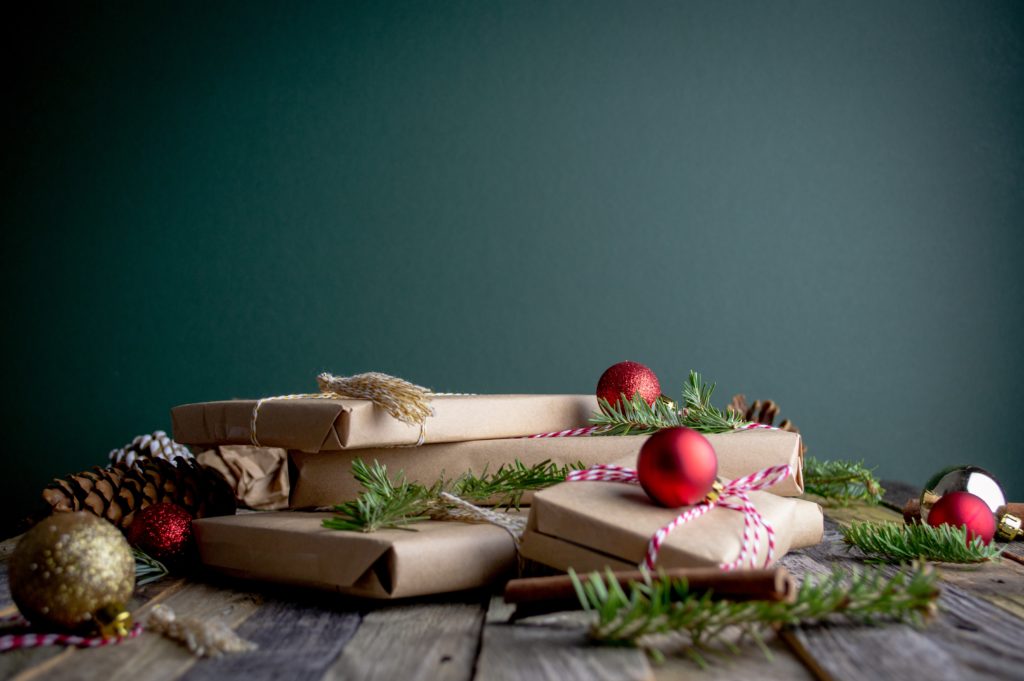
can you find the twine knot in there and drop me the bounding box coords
[316,372,434,427]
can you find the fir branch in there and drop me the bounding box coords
[571,563,938,664]
[133,548,169,586]
[804,457,885,506]
[589,370,749,435]
[323,458,583,532]
[589,393,683,435]
[448,460,585,509]
[680,370,749,433]
[322,459,434,532]
[841,521,1004,563]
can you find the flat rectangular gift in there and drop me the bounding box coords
[289,428,804,508]
[193,511,519,599]
[520,479,823,571]
[172,394,597,452]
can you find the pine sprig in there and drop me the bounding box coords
[590,370,749,435]
[804,457,885,506]
[448,459,586,509]
[323,458,583,532]
[133,548,169,586]
[841,521,1004,563]
[571,563,938,665]
[322,459,435,532]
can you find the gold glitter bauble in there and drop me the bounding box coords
[9,512,134,632]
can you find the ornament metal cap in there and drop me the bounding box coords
[94,604,132,638]
[705,479,725,504]
[996,513,1022,542]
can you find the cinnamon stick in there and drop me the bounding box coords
[504,567,794,619]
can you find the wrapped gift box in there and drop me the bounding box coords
[193,511,519,599]
[290,428,804,507]
[520,478,823,571]
[173,394,597,451]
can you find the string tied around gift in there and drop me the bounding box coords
[250,372,436,447]
[566,463,793,571]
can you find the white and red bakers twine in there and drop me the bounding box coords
[0,614,142,652]
[566,462,794,572]
[527,422,777,439]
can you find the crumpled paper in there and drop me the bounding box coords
[197,446,289,510]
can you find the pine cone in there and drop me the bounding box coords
[729,394,806,454]
[109,430,193,468]
[43,457,235,530]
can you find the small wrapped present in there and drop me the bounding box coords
[289,428,804,507]
[173,393,597,452]
[192,511,520,599]
[520,473,823,572]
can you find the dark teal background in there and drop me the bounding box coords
[4,1,1023,534]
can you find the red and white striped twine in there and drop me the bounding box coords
[0,615,143,652]
[526,422,777,439]
[565,463,793,571]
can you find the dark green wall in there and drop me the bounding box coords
[5,1,1023,533]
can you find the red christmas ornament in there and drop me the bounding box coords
[126,502,195,565]
[926,491,996,544]
[596,361,661,407]
[637,427,718,507]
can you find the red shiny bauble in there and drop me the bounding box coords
[596,361,661,407]
[126,502,195,566]
[637,427,718,507]
[927,491,996,544]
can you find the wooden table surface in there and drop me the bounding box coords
[3,482,1024,681]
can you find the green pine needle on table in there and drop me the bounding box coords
[571,562,939,667]
[841,521,1004,563]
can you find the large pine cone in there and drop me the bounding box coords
[109,430,193,468]
[43,457,235,530]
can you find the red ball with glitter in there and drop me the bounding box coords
[926,491,996,545]
[596,361,661,407]
[637,427,718,507]
[126,502,195,566]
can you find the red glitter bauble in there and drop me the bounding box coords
[927,491,996,545]
[126,502,195,565]
[637,427,718,507]
[596,361,661,407]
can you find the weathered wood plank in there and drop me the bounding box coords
[179,593,360,681]
[652,633,816,681]
[16,579,263,681]
[475,619,653,681]
[324,597,486,681]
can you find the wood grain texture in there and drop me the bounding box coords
[475,621,653,681]
[324,599,485,681]
[178,595,360,681]
[20,579,263,681]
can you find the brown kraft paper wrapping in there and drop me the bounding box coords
[289,428,804,508]
[519,480,823,571]
[193,512,519,599]
[172,394,597,452]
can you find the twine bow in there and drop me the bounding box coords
[566,463,793,571]
[251,372,434,447]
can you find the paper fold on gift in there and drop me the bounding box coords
[289,428,804,508]
[173,394,597,452]
[197,446,290,510]
[520,480,823,571]
[193,512,519,599]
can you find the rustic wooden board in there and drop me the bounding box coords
[20,579,264,681]
[476,618,653,681]
[323,597,486,681]
[178,593,360,681]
